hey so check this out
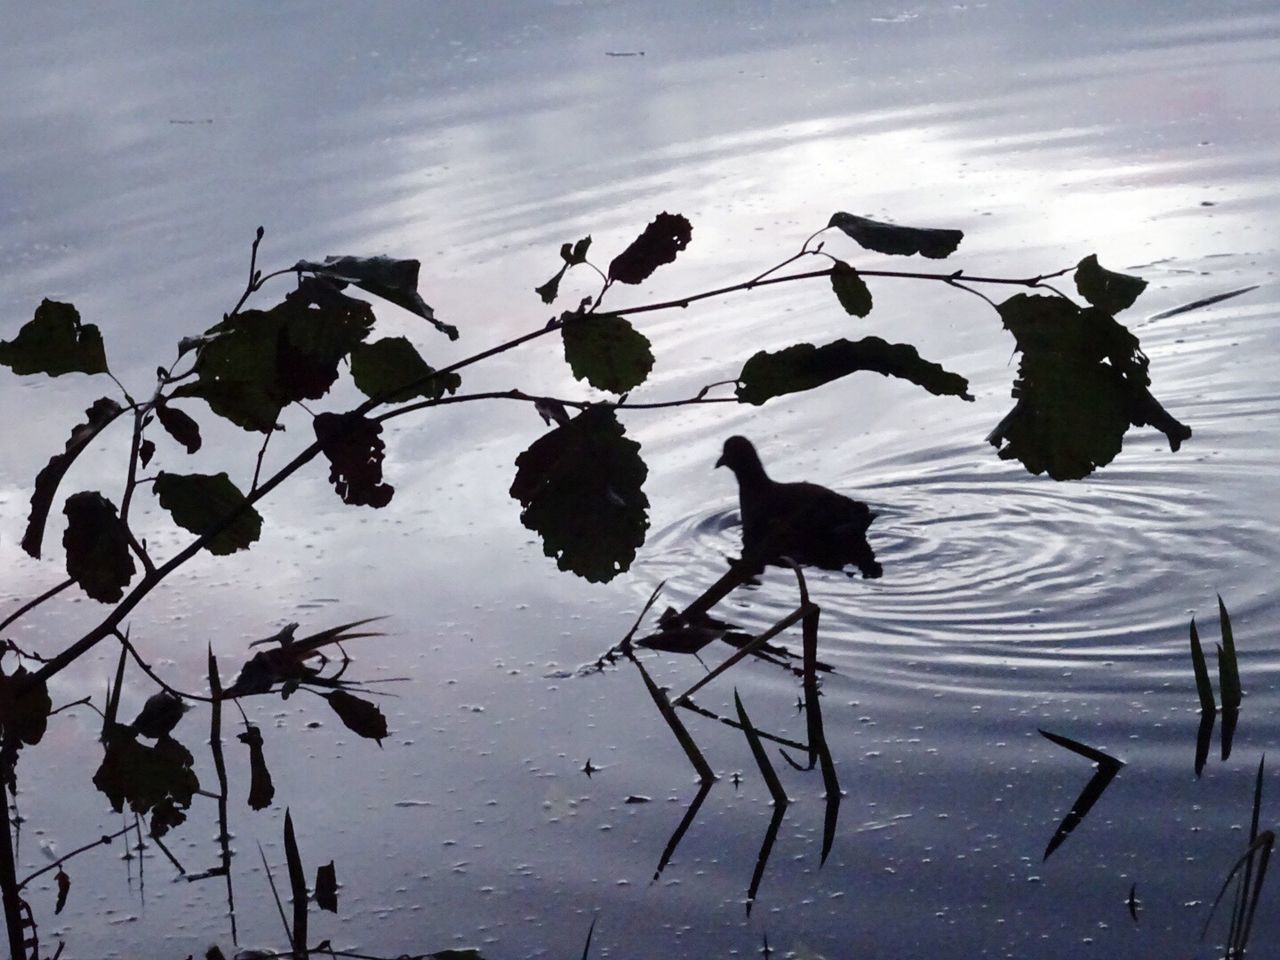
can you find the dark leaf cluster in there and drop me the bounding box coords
[988,279,1190,479]
[93,727,200,838]
[510,408,649,582]
[313,412,394,507]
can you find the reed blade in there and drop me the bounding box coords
[1189,618,1216,714]
[1218,595,1242,711]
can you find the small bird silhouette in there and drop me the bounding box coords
[716,435,881,578]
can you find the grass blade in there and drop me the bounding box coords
[580,914,597,960]
[651,780,712,881]
[734,690,787,805]
[633,657,715,784]
[257,842,289,942]
[1194,709,1215,778]
[1218,595,1242,711]
[673,605,810,705]
[1039,730,1124,861]
[1232,755,1267,952]
[1189,618,1216,714]
[1201,831,1276,943]
[283,810,309,958]
[746,802,787,917]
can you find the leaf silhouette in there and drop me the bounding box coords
[0,299,109,377]
[830,261,873,317]
[154,472,263,555]
[295,255,456,340]
[351,336,461,404]
[237,725,275,810]
[325,690,388,745]
[509,407,649,582]
[608,213,692,285]
[0,664,52,749]
[92,727,200,838]
[155,400,202,454]
[827,212,962,259]
[561,313,654,393]
[313,412,395,508]
[54,869,70,915]
[736,336,973,405]
[173,279,375,432]
[987,293,1190,479]
[62,491,136,602]
[21,397,124,559]
[1074,254,1147,314]
[315,861,338,913]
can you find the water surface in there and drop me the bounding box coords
[2,3,1279,957]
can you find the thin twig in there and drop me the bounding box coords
[111,629,214,703]
[251,429,275,493]
[0,579,74,635]
[375,388,737,425]
[16,825,134,891]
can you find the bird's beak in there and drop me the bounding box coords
[714,454,725,469]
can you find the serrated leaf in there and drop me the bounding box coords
[987,294,1190,479]
[509,408,649,582]
[21,397,123,559]
[154,472,262,555]
[1074,254,1147,314]
[92,728,199,839]
[736,336,972,406]
[827,212,962,259]
[294,255,456,340]
[63,492,136,603]
[608,213,692,285]
[315,861,338,913]
[313,412,394,507]
[350,337,461,404]
[155,400,202,454]
[0,664,52,748]
[0,299,109,376]
[830,261,872,317]
[561,313,654,393]
[325,690,388,744]
[173,280,375,433]
[237,725,275,810]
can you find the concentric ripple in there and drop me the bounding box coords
[640,433,1278,698]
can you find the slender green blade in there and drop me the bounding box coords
[1189,618,1216,714]
[1218,595,1242,710]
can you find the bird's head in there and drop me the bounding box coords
[716,435,765,478]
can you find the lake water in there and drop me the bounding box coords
[2,2,1279,958]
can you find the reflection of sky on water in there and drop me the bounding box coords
[2,2,1280,957]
